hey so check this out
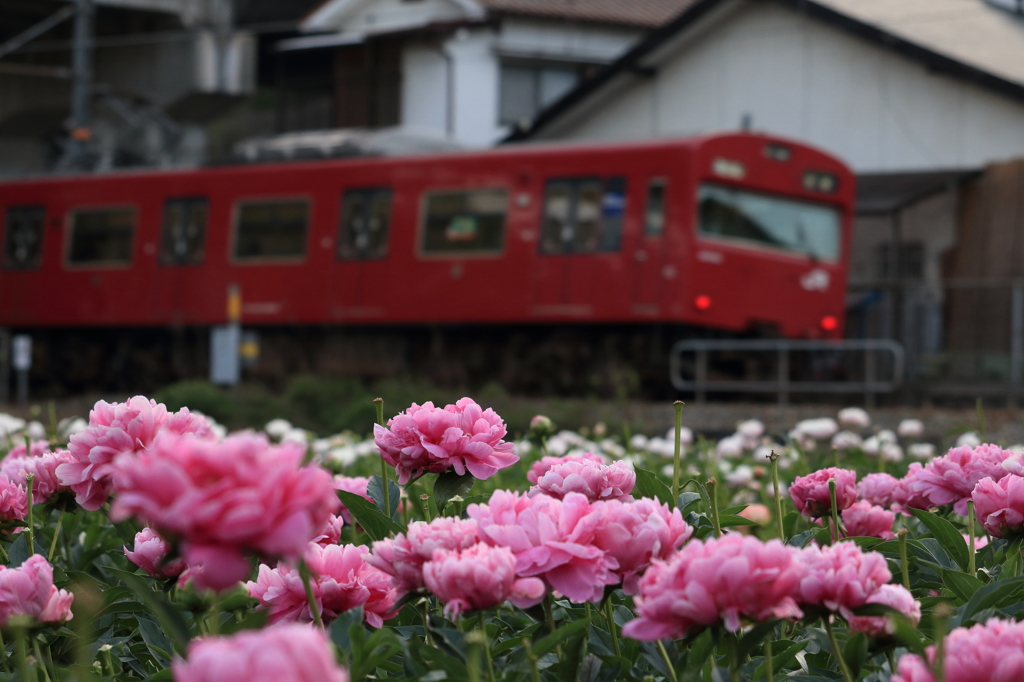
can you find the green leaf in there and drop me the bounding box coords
[942,569,984,603]
[350,627,404,681]
[633,468,673,507]
[136,616,173,665]
[330,606,364,654]
[109,568,191,651]
[783,512,801,539]
[953,575,1024,627]
[677,492,702,512]
[843,632,869,677]
[718,515,761,528]
[851,603,905,617]
[432,471,476,514]
[684,629,715,681]
[911,508,971,572]
[753,640,808,681]
[367,475,401,521]
[337,491,403,541]
[736,620,776,660]
[7,534,27,568]
[531,617,591,658]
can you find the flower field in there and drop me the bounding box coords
[0,396,1018,681]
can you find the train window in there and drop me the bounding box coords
[697,184,839,262]
[421,188,507,255]
[3,205,45,270]
[160,197,207,265]
[645,179,667,237]
[67,207,136,267]
[338,188,391,260]
[233,199,309,262]
[540,177,626,254]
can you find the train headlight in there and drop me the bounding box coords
[694,295,712,311]
[820,315,838,331]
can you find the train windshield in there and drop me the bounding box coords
[697,184,840,262]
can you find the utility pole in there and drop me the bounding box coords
[66,0,94,170]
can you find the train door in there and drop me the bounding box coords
[331,187,392,317]
[154,196,208,321]
[632,178,668,313]
[532,177,627,314]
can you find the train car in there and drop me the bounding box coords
[0,132,855,396]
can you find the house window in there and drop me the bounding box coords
[233,199,309,262]
[160,197,208,265]
[3,205,45,270]
[421,188,507,255]
[339,188,392,260]
[540,177,626,254]
[67,207,136,267]
[499,61,582,126]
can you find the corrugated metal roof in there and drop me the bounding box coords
[478,0,698,27]
[815,0,1024,88]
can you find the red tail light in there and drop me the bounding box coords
[820,315,838,331]
[694,295,712,311]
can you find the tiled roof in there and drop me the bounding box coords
[478,0,698,28]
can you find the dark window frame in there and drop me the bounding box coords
[230,196,311,265]
[160,196,208,266]
[338,187,392,261]
[539,176,627,255]
[644,178,667,238]
[2,205,46,271]
[418,187,509,258]
[64,205,137,269]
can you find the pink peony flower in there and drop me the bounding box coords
[248,543,398,628]
[0,475,27,527]
[367,517,479,595]
[789,468,857,517]
[842,501,895,539]
[374,398,518,484]
[124,528,186,579]
[910,444,1013,515]
[892,463,931,514]
[0,555,73,628]
[964,533,989,550]
[531,459,635,502]
[469,490,620,603]
[423,543,546,618]
[527,452,606,485]
[892,618,1024,682]
[847,584,921,638]
[797,541,891,619]
[172,623,349,682]
[333,476,372,525]
[110,433,339,592]
[621,534,804,640]
[857,473,900,509]
[57,397,213,511]
[3,449,75,505]
[588,497,693,594]
[311,515,345,547]
[973,474,1024,539]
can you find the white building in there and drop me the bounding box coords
[281,0,693,147]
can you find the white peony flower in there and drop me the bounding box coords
[794,418,839,441]
[831,431,863,451]
[956,432,981,448]
[716,434,745,459]
[909,442,936,460]
[897,419,924,438]
[737,419,765,440]
[264,418,292,438]
[837,407,871,430]
[881,442,904,463]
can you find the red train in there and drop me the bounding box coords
[0,132,855,395]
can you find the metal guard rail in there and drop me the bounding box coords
[670,338,906,394]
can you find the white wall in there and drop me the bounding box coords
[447,28,501,147]
[401,42,451,134]
[532,1,1024,173]
[495,17,642,64]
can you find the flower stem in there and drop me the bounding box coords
[604,597,621,658]
[824,617,855,682]
[207,593,222,635]
[656,640,679,682]
[968,500,977,576]
[298,559,324,629]
[765,637,774,682]
[672,401,684,506]
[373,398,391,520]
[420,494,434,523]
[478,612,495,682]
[828,478,841,545]
[543,594,561,658]
[31,639,50,682]
[0,627,9,673]
[933,603,952,682]
[707,478,722,538]
[523,638,542,682]
[14,627,35,682]
[422,601,433,646]
[725,633,739,682]
[898,528,911,589]
[48,509,64,561]
[24,474,34,555]
[769,451,785,541]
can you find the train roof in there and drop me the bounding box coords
[0,131,852,189]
